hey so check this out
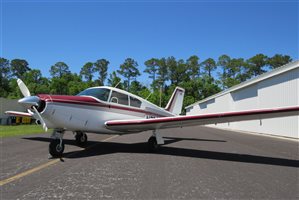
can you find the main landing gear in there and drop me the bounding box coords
[75,131,88,146]
[148,130,164,152]
[49,130,65,157]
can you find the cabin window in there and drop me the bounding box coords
[110,91,129,105]
[130,96,142,108]
[77,88,110,101]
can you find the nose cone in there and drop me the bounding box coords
[18,96,40,108]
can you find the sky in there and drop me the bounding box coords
[1,0,298,86]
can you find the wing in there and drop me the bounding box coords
[5,111,33,117]
[105,106,299,132]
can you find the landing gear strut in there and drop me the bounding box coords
[49,130,65,157]
[148,130,164,152]
[75,131,88,146]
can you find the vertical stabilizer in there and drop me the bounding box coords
[165,87,185,115]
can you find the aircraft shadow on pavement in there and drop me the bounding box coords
[23,137,299,168]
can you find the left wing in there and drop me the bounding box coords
[105,106,299,132]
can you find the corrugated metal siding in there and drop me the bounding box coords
[186,66,299,138]
[258,68,298,108]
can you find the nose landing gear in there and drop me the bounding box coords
[49,130,65,157]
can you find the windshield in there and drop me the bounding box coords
[77,88,110,102]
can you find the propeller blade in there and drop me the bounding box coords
[32,106,48,132]
[17,79,31,97]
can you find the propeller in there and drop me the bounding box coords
[17,79,48,131]
[17,79,31,97]
[32,106,48,132]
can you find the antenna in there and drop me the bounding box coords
[114,80,121,88]
[146,93,152,100]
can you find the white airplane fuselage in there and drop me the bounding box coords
[37,86,174,134]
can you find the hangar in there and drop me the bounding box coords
[0,98,27,125]
[186,61,299,139]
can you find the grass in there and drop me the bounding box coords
[0,124,50,138]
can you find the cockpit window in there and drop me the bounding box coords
[110,91,129,105]
[77,88,110,101]
[130,96,142,108]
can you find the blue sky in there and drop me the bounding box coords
[1,0,298,86]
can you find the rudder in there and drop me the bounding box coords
[165,87,185,115]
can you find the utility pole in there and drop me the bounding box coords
[159,81,163,107]
[160,85,162,107]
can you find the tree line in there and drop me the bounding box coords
[0,54,292,112]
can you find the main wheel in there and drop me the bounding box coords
[148,136,159,152]
[75,132,88,146]
[49,139,64,157]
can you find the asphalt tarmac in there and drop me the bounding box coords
[0,126,298,199]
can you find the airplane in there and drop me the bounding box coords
[5,79,299,157]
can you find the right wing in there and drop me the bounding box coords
[105,106,299,132]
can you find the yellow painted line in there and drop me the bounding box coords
[0,159,59,186]
[101,135,119,142]
[0,135,118,186]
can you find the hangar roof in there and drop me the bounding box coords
[185,60,299,109]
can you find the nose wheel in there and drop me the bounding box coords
[49,139,65,157]
[49,130,65,157]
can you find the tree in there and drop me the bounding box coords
[223,58,247,88]
[108,71,123,89]
[80,62,94,82]
[67,73,87,95]
[167,57,189,85]
[186,55,200,79]
[156,58,169,90]
[94,59,109,86]
[10,59,31,79]
[200,75,221,99]
[49,62,71,95]
[246,54,268,77]
[24,70,51,95]
[0,57,11,97]
[117,58,140,91]
[217,55,231,89]
[268,54,292,69]
[179,78,203,111]
[7,79,22,98]
[23,69,45,95]
[201,58,216,77]
[129,80,144,95]
[167,56,177,85]
[50,62,70,78]
[144,58,159,89]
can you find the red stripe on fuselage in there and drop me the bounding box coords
[37,94,167,117]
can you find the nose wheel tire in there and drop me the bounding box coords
[148,136,159,152]
[49,139,65,157]
[75,132,88,146]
